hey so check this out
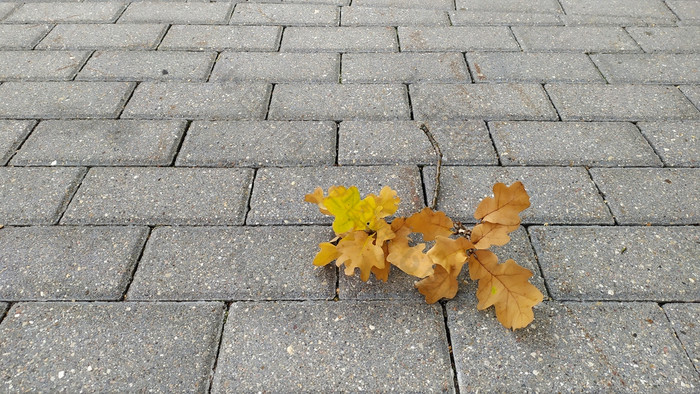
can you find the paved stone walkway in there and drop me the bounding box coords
[0,0,698,391]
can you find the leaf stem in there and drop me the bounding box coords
[420,123,442,210]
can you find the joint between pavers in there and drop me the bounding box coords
[405,83,415,120]
[541,83,563,121]
[112,2,130,24]
[679,86,700,112]
[483,121,503,166]
[223,2,236,25]
[584,167,619,225]
[275,26,285,52]
[204,51,222,83]
[334,120,340,165]
[207,301,230,393]
[3,120,39,166]
[119,226,153,301]
[631,121,666,167]
[418,165,429,208]
[507,26,524,51]
[660,304,700,376]
[440,302,461,394]
[0,3,19,23]
[394,26,401,52]
[30,23,57,51]
[264,83,276,120]
[242,167,258,225]
[116,81,139,119]
[70,50,97,81]
[54,167,89,225]
[585,53,610,84]
[462,52,475,83]
[0,301,12,325]
[523,225,554,300]
[170,120,192,166]
[621,26,646,53]
[154,24,173,50]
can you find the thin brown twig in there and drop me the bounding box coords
[419,123,442,210]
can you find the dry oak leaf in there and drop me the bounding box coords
[386,220,433,278]
[371,243,391,282]
[474,181,530,226]
[427,236,474,272]
[336,230,385,282]
[470,222,520,250]
[313,242,340,267]
[367,186,400,219]
[405,207,454,241]
[324,186,375,234]
[304,187,331,216]
[468,250,543,330]
[416,264,460,304]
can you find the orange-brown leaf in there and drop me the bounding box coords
[470,222,520,249]
[304,187,331,215]
[336,230,385,282]
[371,243,391,282]
[473,181,530,226]
[366,186,400,219]
[427,236,473,273]
[386,223,433,278]
[405,207,454,241]
[415,264,459,304]
[313,242,339,267]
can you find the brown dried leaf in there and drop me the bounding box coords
[470,222,520,249]
[405,207,454,241]
[415,264,459,304]
[336,230,385,282]
[312,242,339,267]
[386,222,433,278]
[304,187,331,215]
[427,236,473,272]
[474,181,530,226]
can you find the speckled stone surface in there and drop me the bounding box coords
[664,303,700,371]
[4,3,125,23]
[455,0,563,13]
[512,26,641,52]
[230,3,339,26]
[212,301,454,392]
[529,226,700,301]
[626,27,700,53]
[559,0,676,19]
[449,10,562,26]
[0,120,34,165]
[118,3,233,24]
[590,54,700,84]
[342,52,469,83]
[0,51,89,81]
[0,24,52,50]
[0,226,148,301]
[398,26,519,51]
[467,52,603,83]
[280,26,397,52]
[128,226,336,301]
[36,24,168,50]
[76,51,217,82]
[158,25,282,51]
[682,85,700,108]
[637,121,699,167]
[342,6,449,26]
[0,302,224,392]
[209,52,339,82]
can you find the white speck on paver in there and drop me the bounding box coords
[58,371,65,379]
[286,345,294,355]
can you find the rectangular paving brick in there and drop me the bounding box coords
[455,0,562,13]
[489,121,661,166]
[667,0,700,25]
[0,82,134,119]
[467,52,603,83]
[423,166,613,224]
[0,302,224,392]
[128,226,336,301]
[637,121,700,167]
[281,26,397,52]
[512,26,641,52]
[268,84,409,120]
[284,0,349,5]
[447,301,700,392]
[627,27,700,53]
[210,52,338,83]
[230,3,339,26]
[559,0,677,19]
[213,301,454,392]
[352,0,453,9]
[176,121,335,166]
[159,25,281,51]
[0,120,34,165]
[546,84,700,121]
[122,82,271,120]
[0,167,85,225]
[11,120,186,166]
[77,50,216,82]
[530,226,700,301]
[410,84,558,121]
[119,2,233,24]
[342,53,469,83]
[36,24,167,50]
[0,24,52,50]
[682,85,700,109]
[591,54,700,84]
[0,3,17,20]
[341,6,449,26]
[62,167,253,225]
[4,2,125,23]
[0,50,89,81]
[247,166,424,225]
[449,11,562,26]
[590,168,700,224]
[399,26,519,51]
[338,120,497,165]
[0,226,148,301]
[559,14,677,26]
[664,304,700,371]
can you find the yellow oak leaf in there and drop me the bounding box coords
[427,236,474,272]
[372,242,391,282]
[304,187,330,215]
[405,207,454,241]
[313,242,340,267]
[324,186,374,234]
[470,222,520,249]
[415,264,460,304]
[473,181,530,226]
[372,218,396,245]
[336,230,385,282]
[367,186,400,218]
[386,223,433,278]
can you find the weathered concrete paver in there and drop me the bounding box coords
[342,52,469,83]
[36,24,167,50]
[212,301,454,392]
[398,26,519,51]
[128,226,336,301]
[637,121,700,167]
[0,51,90,81]
[231,3,339,26]
[467,52,603,83]
[0,226,148,301]
[281,26,397,52]
[159,25,281,51]
[0,120,34,165]
[590,54,700,84]
[353,0,453,10]
[4,3,126,23]
[558,0,677,19]
[627,27,700,53]
[682,85,700,109]
[0,3,17,20]
[0,302,224,392]
[0,24,51,50]
[209,52,338,82]
[512,26,641,52]
[341,6,449,26]
[455,0,563,13]
[449,11,562,26]
[666,0,700,25]
[664,303,700,372]
[77,51,217,81]
[118,3,233,24]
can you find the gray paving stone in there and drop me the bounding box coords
[122,82,271,120]
[281,26,397,52]
[62,167,253,225]
[342,53,469,83]
[449,10,562,26]
[337,120,497,165]
[209,52,338,82]
[230,3,339,26]
[0,24,52,50]
[0,3,17,20]
[627,27,700,53]
[268,84,409,120]
[559,14,677,26]
[410,84,558,121]
[545,84,700,121]
[4,2,125,23]
[247,166,424,225]
[119,2,233,24]
[0,302,224,392]
[423,166,613,224]
[455,0,563,13]
[159,25,281,51]
[529,226,700,301]
[0,226,148,301]
[0,120,34,165]
[446,301,700,392]
[667,0,700,25]
[11,120,186,166]
[489,121,662,166]
[590,168,700,224]
[352,0,453,10]
[591,54,700,84]
[0,167,85,225]
[284,0,348,5]
[467,52,603,83]
[681,85,700,109]
[0,303,6,319]
[0,82,134,119]
[128,226,336,301]
[664,303,700,371]
[176,121,335,166]
[398,26,519,52]
[512,26,641,52]
[559,0,677,19]
[77,50,216,82]
[36,23,167,50]
[637,121,700,166]
[341,6,449,26]
[212,301,454,392]
[0,50,89,81]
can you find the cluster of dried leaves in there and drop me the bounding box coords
[305,182,543,330]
